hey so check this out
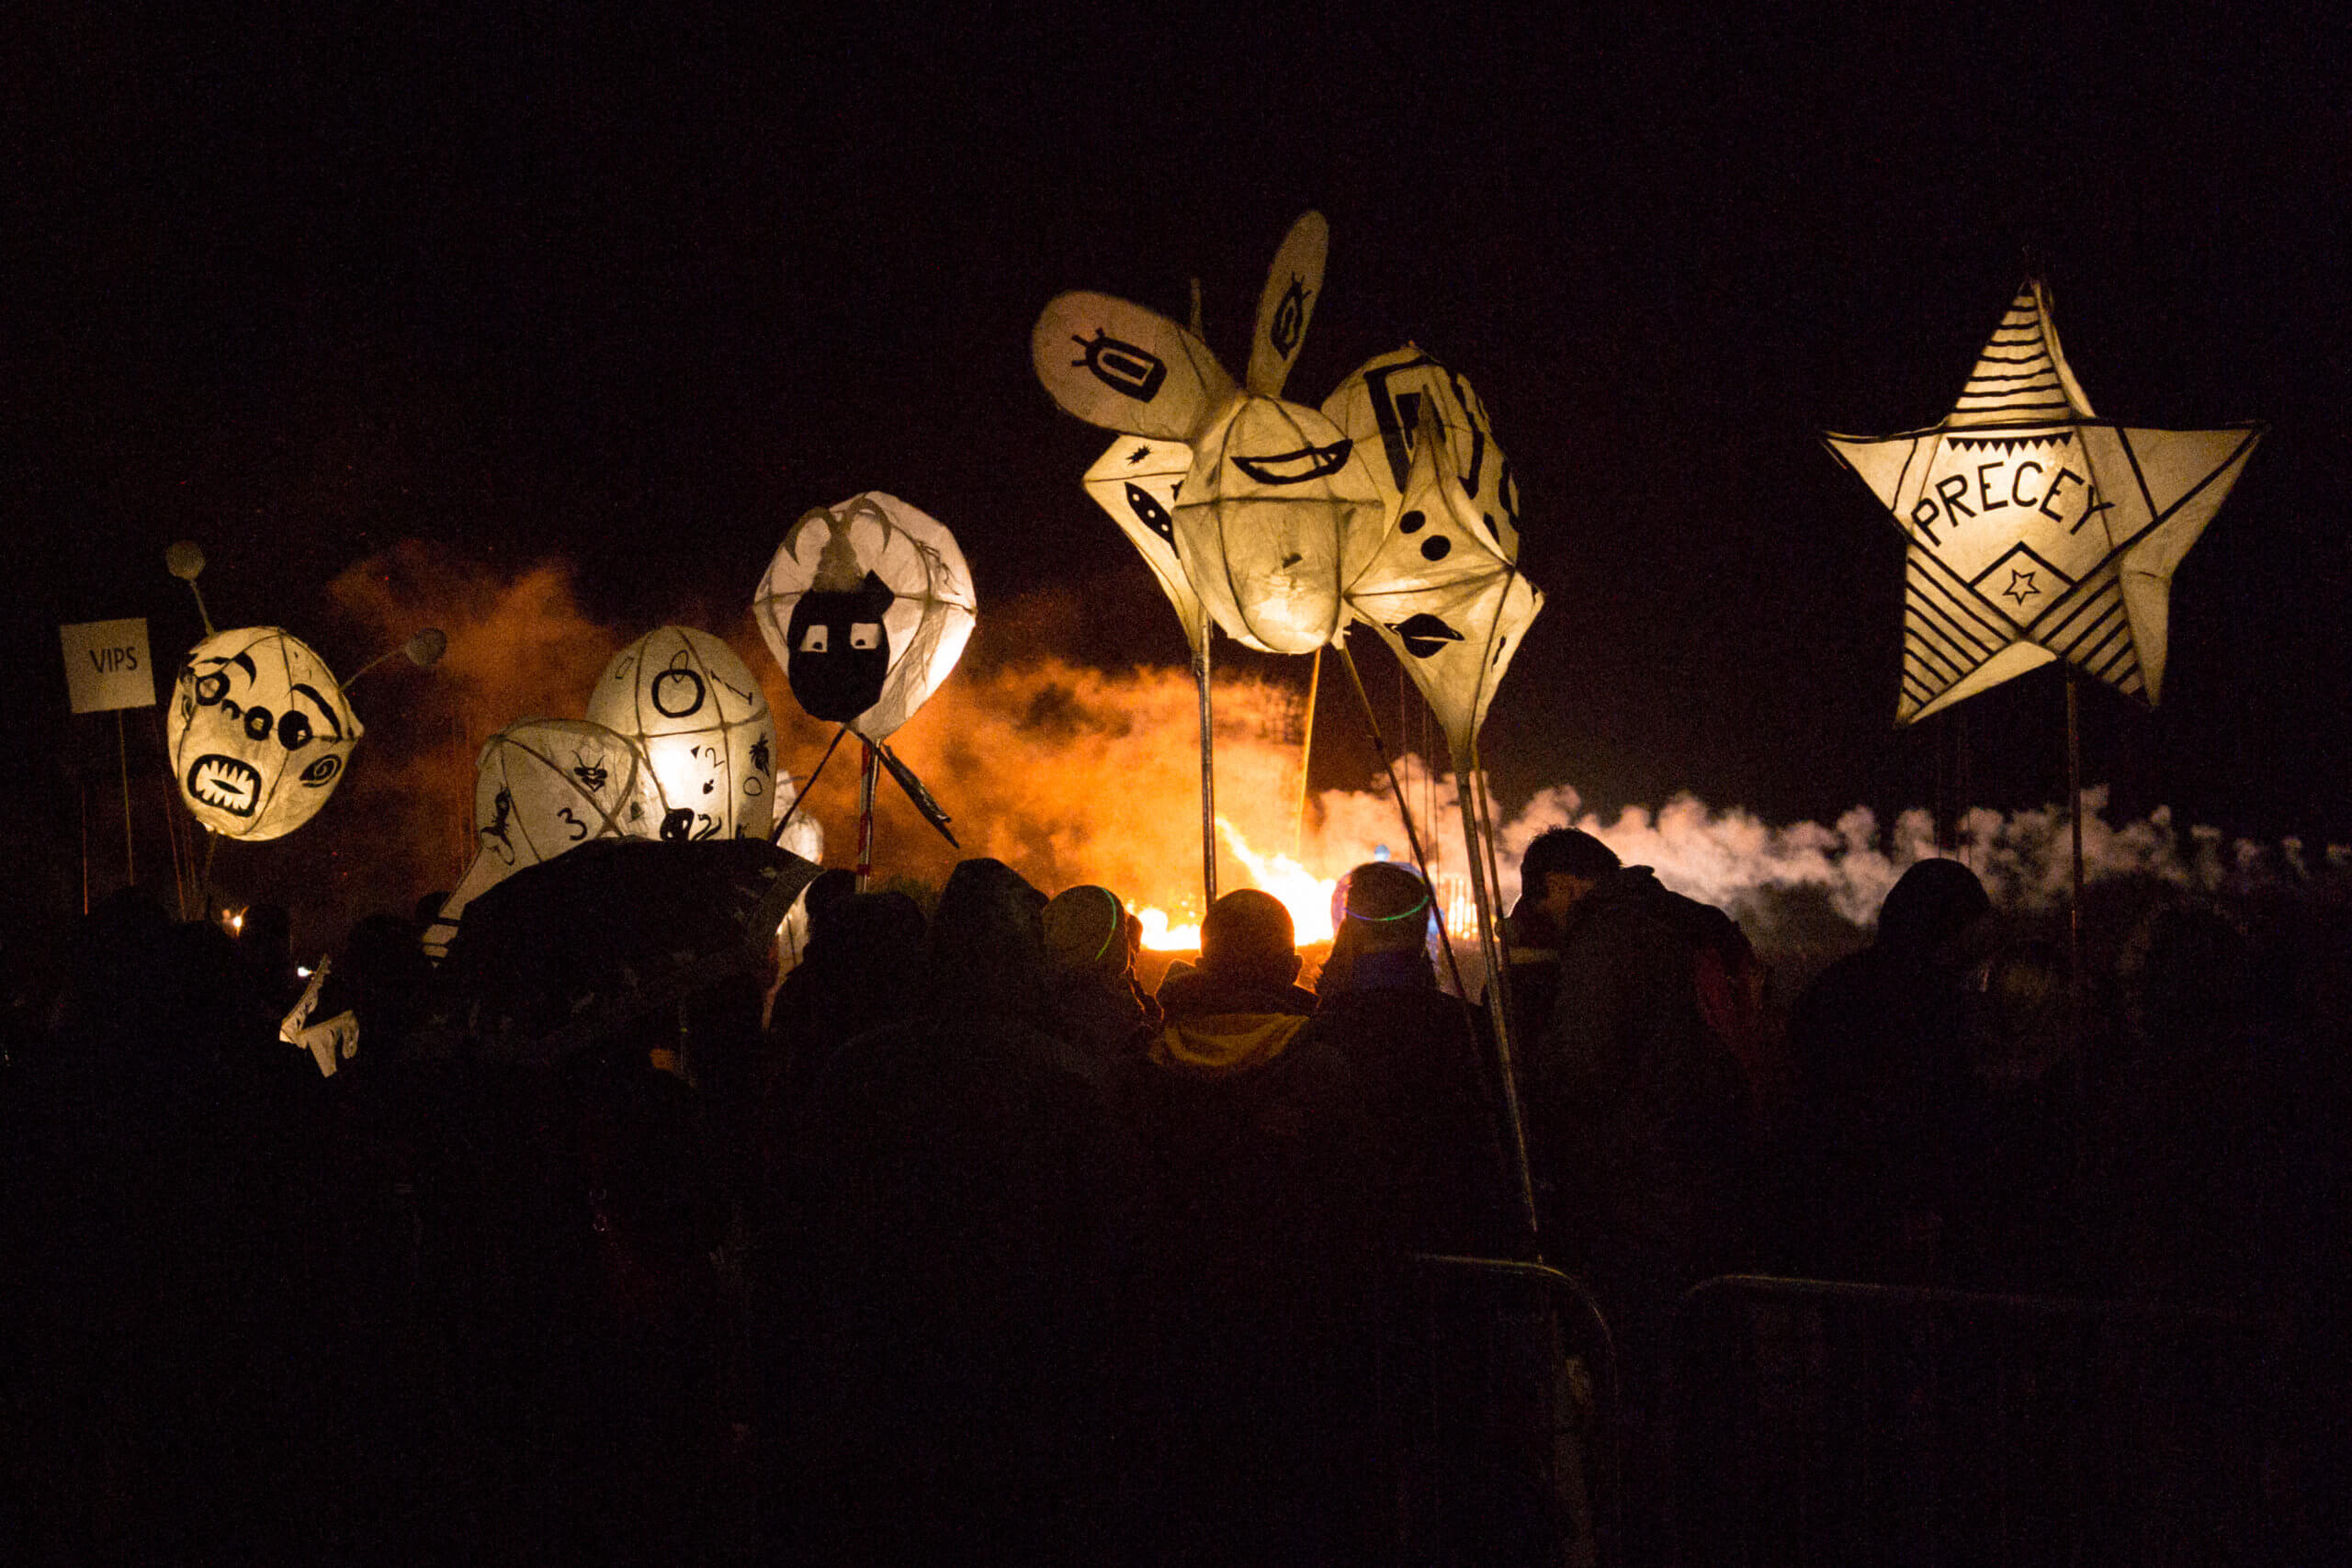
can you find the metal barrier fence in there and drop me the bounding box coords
[1380,1253,1622,1568]
[1666,1275,2286,1568]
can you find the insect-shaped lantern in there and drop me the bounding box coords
[1035,213,1528,662]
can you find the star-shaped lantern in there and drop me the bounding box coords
[1826,279,2261,722]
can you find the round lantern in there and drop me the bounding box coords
[586,626,777,843]
[1170,394,1386,654]
[165,626,364,840]
[421,716,664,959]
[752,491,976,741]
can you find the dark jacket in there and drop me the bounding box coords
[1530,865,1754,1304]
[1296,951,1511,1257]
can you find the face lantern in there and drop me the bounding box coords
[752,492,977,742]
[1171,393,1385,654]
[1346,404,1544,769]
[421,718,663,959]
[166,626,363,840]
[586,626,776,842]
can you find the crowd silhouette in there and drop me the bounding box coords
[3,832,2343,1564]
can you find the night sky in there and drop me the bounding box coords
[12,10,2348,931]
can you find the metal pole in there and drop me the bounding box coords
[1458,746,1543,1255]
[2066,671,2084,985]
[117,709,134,887]
[1294,645,1321,859]
[1194,636,1217,907]
[772,725,849,845]
[854,740,881,893]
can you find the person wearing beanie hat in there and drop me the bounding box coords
[1041,884,1159,1069]
[1299,863,1510,1257]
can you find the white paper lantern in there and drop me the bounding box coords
[1171,393,1385,654]
[752,492,976,743]
[166,626,364,840]
[279,956,357,1077]
[1081,435,1209,653]
[421,716,664,959]
[1346,409,1543,766]
[1827,280,2262,721]
[1324,345,1521,562]
[586,626,777,840]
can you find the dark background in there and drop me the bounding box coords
[9,8,2346,934]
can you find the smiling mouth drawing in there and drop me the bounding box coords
[188,754,262,817]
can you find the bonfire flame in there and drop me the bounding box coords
[1136,818,1339,951]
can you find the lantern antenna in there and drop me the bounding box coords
[345,626,447,685]
[1188,276,1204,338]
[165,541,214,635]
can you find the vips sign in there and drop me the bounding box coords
[60,618,156,715]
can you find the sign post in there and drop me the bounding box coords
[60,618,157,887]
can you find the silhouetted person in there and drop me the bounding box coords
[1041,883,1159,1072]
[1941,936,2090,1293]
[788,858,1131,1562]
[1782,856,1992,1284]
[1306,860,1510,1257]
[2086,905,2302,1309]
[1524,830,1755,1303]
[1125,886,1378,1565]
[1521,829,1754,1562]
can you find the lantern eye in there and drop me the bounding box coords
[799,625,829,654]
[277,710,312,750]
[243,706,275,741]
[299,756,342,787]
[850,622,881,651]
[195,671,231,705]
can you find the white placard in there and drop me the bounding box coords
[60,618,155,714]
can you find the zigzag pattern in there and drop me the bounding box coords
[1951,289,2077,426]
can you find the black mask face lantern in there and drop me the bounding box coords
[784,570,894,721]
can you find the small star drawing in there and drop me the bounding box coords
[2003,568,2040,605]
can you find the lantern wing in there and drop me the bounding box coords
[1172,395,1385,654]
[1246,210,1328,398]
[1324,346,1521,562]
[1344,415,1544,763]
[166,626,364,840]
[586,627,776,841]
[1080,435,1209,652]
[1827,281,2261,721]
[1032,290,1237,441]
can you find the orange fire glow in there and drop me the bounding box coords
[1136,818,1340,950]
